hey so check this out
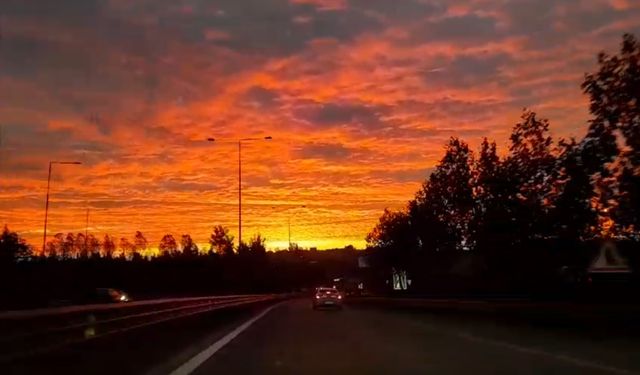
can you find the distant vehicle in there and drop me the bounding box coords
[91,288,131,304]
[312,287,342,309]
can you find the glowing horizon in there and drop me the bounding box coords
[1,0,639,250]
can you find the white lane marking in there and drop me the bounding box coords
[456,332,637,375]
[168,302,283,375]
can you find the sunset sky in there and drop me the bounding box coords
[1,0,639,251]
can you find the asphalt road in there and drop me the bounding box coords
[4,298,640,375]
[191,299,640,375]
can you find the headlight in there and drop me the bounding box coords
[119,295,128,301]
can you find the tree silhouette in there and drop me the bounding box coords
[102,234,116,258]
[237,241,250,256]
[583,33,640,234]
[159,234,178,257]
[617,167,640,233]
[86,234,101,257]
[413,137,474,252]
[367,208,416,268]
[0,226,31,264]
[471,138,512,258]
[62,233,75,259]
[474,138,500,203]
[75,233,87,258]
[504,109,556,242]
[46,233,64,258]
[134,231,148,256]
[367,209,408,248]
[180,234,199,257]
[209,225,234,256]
[288,242,301,251]
[118,237,133,259]
[550,138,597,240]
[248,234,267,256]
[583,34,640,167]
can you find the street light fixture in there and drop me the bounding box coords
[42,161,82,255]
[207,136,272,245]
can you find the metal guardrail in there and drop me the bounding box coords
[0,294,284,363]
[0,294,267,319]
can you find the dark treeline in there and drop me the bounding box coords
[34,225,257,260]
[365,34,640,297]
[0,225,360,310]
[1,224,272,261]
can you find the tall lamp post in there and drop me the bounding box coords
[207,136,271,245]
[272,205,306,249]
[42,161,82,255]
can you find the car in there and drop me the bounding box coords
[92,288,131,303]
[312,287,343,309]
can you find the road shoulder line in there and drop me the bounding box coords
[168,302,283,375]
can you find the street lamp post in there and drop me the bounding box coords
[42,161,82,255]
[207,136,271,245]
[238,140,242,245]
[273,205,306,249]
[289,205,306,249]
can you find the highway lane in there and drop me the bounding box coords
[190,299,640,375]
[2,302,274,375]
[4,298,640,374]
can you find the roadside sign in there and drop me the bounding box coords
[589,241,631,274]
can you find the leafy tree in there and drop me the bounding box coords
[209,225,234,256]
[0,226,31,264]
[133,231,148,257]
[46,233,65,258]
[86,234,101,257]
[471,138,513,256]
[62,233,75,259]
[583,33,640,234]
[503,109,556,241]
[237,241,250,256]
[617,166,640,235]
[367,209,409,249]
[248,234,267,256]
[413,137,474,252]
[473,138,501,203]
[118,237,134,259]
[180,234,199,257]
[159,234,178,257]
[102,234,116,258]
[288,242,301,251]
[75,233,87,258]
[367,208,417,268]
[583,33,640,167]
[550,138,597,240]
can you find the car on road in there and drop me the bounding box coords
[312,287,343,309]
[91,288,131,304]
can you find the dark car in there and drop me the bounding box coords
[312,287,343,309]
[91,288,131,304]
